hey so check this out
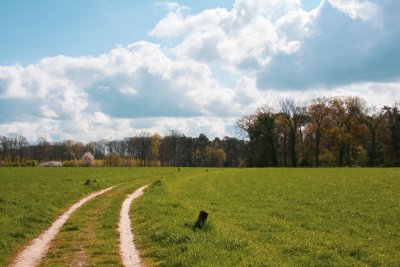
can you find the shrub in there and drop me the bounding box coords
[24,160,37,167]
[81,152,94,167]
[105,156,121,167]
[63,160,77,167]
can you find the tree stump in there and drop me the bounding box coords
[193,210,208,230]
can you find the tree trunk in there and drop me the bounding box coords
[316,127,321,166]
[283,136,287,167]
[290,128,297,167]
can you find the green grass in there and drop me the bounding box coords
[0,167,174,266]
[134,168,400,266]
[1,168,399,266]
[40,169,175,266]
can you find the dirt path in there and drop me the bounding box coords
[10,186,114,267]
[119,185,149,267]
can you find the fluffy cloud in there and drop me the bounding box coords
[0,41,259,141]
[151,0,309,71]
[257,0,400,89]
[329,0,378,20]
[152,0,400,89]
[1,0,399,141]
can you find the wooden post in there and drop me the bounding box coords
[194,211,208,229]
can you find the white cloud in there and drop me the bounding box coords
[0,41,254,141]
[258,0,400,89]
[329,0,378,20]
[150,5,229,38]
[1,0,399,142]
[151,0,308,72]
[40,105,59,118]
[93,112,111,124]
[151,0,399,89]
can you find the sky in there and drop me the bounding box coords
[0,0,399,142]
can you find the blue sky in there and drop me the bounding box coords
[0,0,399,141]
[0,0,232,65]
[0,0,320,65]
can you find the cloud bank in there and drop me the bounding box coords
[1,0,399,141]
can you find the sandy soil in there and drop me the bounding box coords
[10,186,114,267]
[119,185,149,267]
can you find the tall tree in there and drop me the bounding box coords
[151,133,162,166]
[383,103,400,166]
[362,107,384,166]
[1,135,11,161]
[138,132,151,166]
[205,146,226,167]
[342,97,365,166]
[221,136,246,167]
[238,107,278,167]
[279,99,306,167]
[8,134,29,163]
[36,137,50,162]
[162,130,182,167]
[308,98,329,166]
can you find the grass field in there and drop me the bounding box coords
[0,167,174,266]
[1,168,399,266]
[134,168,400,266]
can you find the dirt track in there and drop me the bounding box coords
[10,186,114,267]
[119,185,149,267]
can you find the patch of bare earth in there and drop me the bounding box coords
[71,249,89,267]
[119,185,148,267]
[10,187,114,267]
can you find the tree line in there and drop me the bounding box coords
[0,131,245,167]
[1,96,399,167]
[237,96,400,167]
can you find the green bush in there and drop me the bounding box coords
[24,160,37,167]
[63,160,77,167]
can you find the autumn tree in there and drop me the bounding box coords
[151,133,162,166]
[278,99,306,167]
[308,98,330,166]
[205,146,226,167]
[192,133,209,166]
[329,97,366,166]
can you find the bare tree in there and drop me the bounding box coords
[138,132,151,166]
[36,137,51,162]
[279,99,306,167]
[1,135,11,161]
[7,134,29,163]
[363,107,384,166]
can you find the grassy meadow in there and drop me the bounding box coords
[0,167,174,266]
[0,167,399,266]
[134,168,400,266]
